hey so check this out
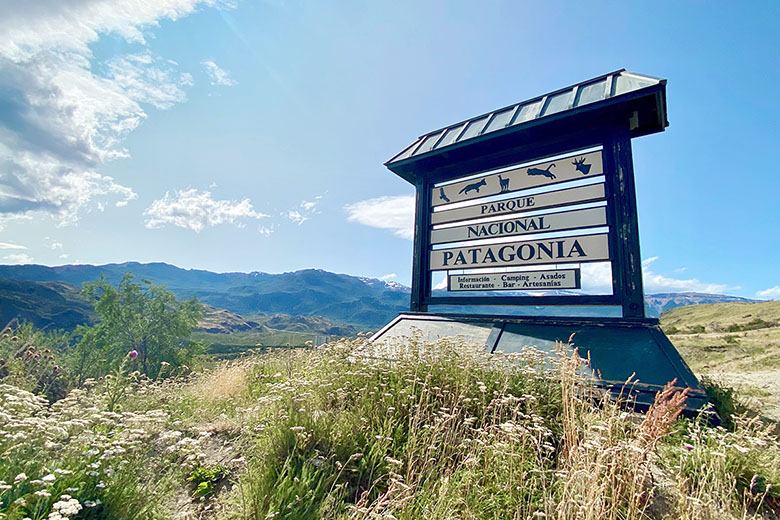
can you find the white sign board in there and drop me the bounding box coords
[448,269,580,291]
[431,150,603,207]
[429,233,610,271]
[430,206,607,245]
[430,183,606,225]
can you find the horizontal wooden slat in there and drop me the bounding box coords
[430,183,606,225]
[431,149,602,207]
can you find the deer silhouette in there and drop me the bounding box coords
[572,157,591,175]
[459,178,487,195]
[527,163,556,180]
[498,174,510,192]
[439,187,451,203]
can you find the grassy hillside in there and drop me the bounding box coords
[661,300,780,420]
[1,336,778,520]
[0,278,94,331]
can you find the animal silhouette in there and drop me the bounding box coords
[498,174,510,192]
[527,163,556,179]
[439,187,451,203]
[572,157,591,175]
[459,178,487,195]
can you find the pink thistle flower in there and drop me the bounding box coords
[128,350,138,359]
[683,443,694,451]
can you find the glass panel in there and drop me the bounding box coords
[483,108,515,134]
[435,124,465,149]
[391,139,420,162]
[414,131,444,156]
[614,74,656,95]
[574,80,607,107]
[540,91,571,116]
[457,116,489,142]
[511,100,543,125]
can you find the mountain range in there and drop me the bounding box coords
[0,262,760,333]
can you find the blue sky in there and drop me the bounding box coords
[0,0,778,299]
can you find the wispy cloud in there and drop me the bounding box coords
[202,60,237,86]
[344,195,415,239]
[0,0,231,225]
[144,188,268,232]
[566,258,733,295]
[379,273,397,281]
[283,199,320,225]
[3,253,33,264]
[0,242,27,250]
[756,285,780,300]
[641,257,733,294]
[258,224,274,237]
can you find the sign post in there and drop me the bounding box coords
[373,70,708,413]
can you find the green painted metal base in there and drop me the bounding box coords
[372,313,711,414]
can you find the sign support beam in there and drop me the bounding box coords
[604,127,645,318]
[410,177,430,312]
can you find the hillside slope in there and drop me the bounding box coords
[661,300,780,420]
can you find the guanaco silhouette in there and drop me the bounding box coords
[498,174,510,192]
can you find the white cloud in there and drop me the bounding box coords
[0,242,27,250]
[3,253,33,264]
[144,188,268,232]
[201,60,237,87]
[258,224,274,237]
[755,285,780,300]
[379,273,397,281]
[641,257,731,294]
[344,195,415,239]
[581,262,613,293]
[0,0,230,225]
[44,237,63,250]
[568,258,733,295]
[283,199,320,225]
[59,253,70,259]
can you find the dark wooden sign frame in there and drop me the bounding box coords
[387,70,669,320]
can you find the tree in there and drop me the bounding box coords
[71,274,204,381]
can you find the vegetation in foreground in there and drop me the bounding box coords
[2,331,779,520]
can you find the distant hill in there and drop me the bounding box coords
[0,263,409,329]
[0,278,94,331]
[0,262,765,330]
[644,292,758,317]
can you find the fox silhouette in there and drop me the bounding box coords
[439,187,451,203]
[527,163,556,180]
[459,178,487,195]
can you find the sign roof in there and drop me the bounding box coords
[386,70,666,182]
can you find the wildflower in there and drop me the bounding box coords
[41,474,56,483]
[683,443,694,451]
[52,496,82,516]
[128,350,138,359]
[34,490,51,497]
[14,473,27,483]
